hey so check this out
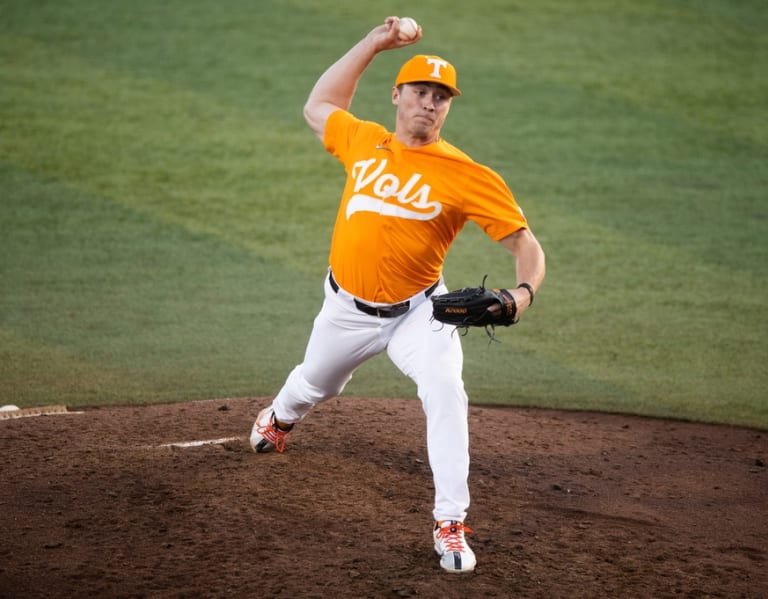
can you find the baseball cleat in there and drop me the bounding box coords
[249,407,294,453]
[433,520,476,573]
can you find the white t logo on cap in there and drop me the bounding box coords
[426,57,448,79]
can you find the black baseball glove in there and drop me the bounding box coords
[431,276,518,336]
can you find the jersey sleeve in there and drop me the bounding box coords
[461,162,529,241]
[323,110,387,166]
[323,109,352,161]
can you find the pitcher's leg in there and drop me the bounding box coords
[271,283,388,423]
[251,291,386,452]
[387,299,470,522]
[421,370,470,522]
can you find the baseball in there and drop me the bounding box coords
[398,17,419,41]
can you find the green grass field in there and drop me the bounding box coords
[1,0,766,428]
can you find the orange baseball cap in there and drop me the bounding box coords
[395,54,461,96]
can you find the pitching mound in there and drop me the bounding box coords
[1,397,765,598]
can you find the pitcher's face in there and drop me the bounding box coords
[393,82,453,145]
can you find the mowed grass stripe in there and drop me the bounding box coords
[444,215,766,425]
[0,35,337,274]
[1,2,766,427]
[0,164,319,405]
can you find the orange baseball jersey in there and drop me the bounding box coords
[324,109,528,304]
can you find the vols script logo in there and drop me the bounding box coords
[346,158,442,221]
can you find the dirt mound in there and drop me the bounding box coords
[1,397,765,598]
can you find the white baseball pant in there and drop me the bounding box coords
[269,271,470,522]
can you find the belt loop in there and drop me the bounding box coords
[328,271,339,294]
[424,279,440,298]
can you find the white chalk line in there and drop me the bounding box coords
[150,436,243,449]
[0,405,85,420]
[2,400,250,450]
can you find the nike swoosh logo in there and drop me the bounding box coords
[375,145,392,151]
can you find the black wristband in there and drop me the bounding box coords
[516,282,535,306]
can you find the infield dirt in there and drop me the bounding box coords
[1,397,766,598]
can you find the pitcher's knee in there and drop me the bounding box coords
[282,365,342,407]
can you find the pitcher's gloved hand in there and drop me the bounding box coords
[431,278,519,329]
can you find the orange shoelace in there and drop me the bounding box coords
[436,521,473,552]
[257,419,292,453]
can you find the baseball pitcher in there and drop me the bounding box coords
[250,16,546,573]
